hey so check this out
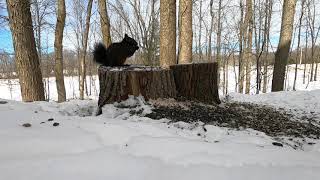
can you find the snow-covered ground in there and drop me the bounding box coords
[0,64,320,179]
[0,94,320,180]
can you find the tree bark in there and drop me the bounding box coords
[98,0,112,47]
[271,0,296,92]
[6,0,45,101]
[293,0,305,91]
[303,27,308,84]
[238,0,245,93]
[160,0,176,68]
[245,0,253,94]
[54,0,66,102]
[198,0,203,61]
[216,0,222,64]
[262,0,272,93]
[178,0,192,64]
[97,66,177,114]
[80,0,93,100]
[170,63,221,104]
[208,0,214,62]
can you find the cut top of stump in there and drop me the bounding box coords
[99,65,164,72]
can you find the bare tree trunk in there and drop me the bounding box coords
[54,0,66,102]
[198,0,202,61]
[262,0,272,93]
[80,0,93,100]
[315,55,319,81]
[303,25,308,84]
[238,0,245,93]
[33,0,42,63]
[46,41,50,100]
[6,0,45,101]
[208,0,214,62]
[216,0,222,64]
[233,52,238,92]
[98,0,112,47]
[216,0,223,87]
[160,0,176,68]
[271,0,296,92]
[254,0,262,94]
[178,0,192,64]
[293,0,305,91]
[307,0,316,82]
[245,0,253,94]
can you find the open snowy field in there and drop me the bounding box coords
[0,64,320,179]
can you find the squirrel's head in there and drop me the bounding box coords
[122,34,139,51]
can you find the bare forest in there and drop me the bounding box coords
[0,0,319,101]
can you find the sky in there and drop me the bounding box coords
[0,0,319,55]
[0,29,12,53]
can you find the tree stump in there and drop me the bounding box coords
[170,63,221,104]
[97,66,177,115]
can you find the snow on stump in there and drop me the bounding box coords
[170,62,221,104]
[97,66,177,115]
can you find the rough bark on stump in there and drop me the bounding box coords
[170,63,221,104]
[97,66,177,115]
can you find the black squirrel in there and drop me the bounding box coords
[93,34,139,66]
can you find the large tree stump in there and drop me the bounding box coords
[170,63,221,104]
[97,66,176,114]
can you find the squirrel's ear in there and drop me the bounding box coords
[124,34,129,38]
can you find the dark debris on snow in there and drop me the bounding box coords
[130,100,320,140]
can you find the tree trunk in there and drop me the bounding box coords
[160,0,176,68]
[307,0,316,82]
[238,0,245,93]
[6,0,45,101]
[80,0,93,100]
[245,0,253,94]
[271,0,296,92]
[315,56,318,81]
[198,0,203,61]
[170,63,221,104]
[54,0,66,102]
[293,0,305,91]
[262,0,272,93]
[303,27,308,84]
[178,0,192,64]
[216,0,222,64]
[254,0,264,94]
[98,0,112,47]
[216,0,222,87]
[208,0,214,62]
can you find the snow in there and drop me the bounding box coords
[0,95,320,180]
[0,64,320,179]
[228,89,320,121]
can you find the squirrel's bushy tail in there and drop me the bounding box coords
[93,43,107,65]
